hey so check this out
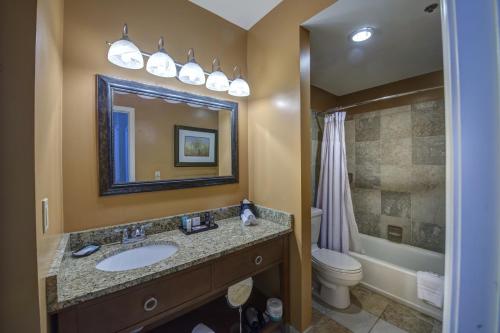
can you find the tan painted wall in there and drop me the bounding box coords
[0,1,42,332]
[311,85,339,112]
[113,94,222,181]
[247,1,336,330]
[35,0,66,331]
[63,0,248,232]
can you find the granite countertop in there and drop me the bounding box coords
[48,215,291,312]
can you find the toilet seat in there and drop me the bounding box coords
[312,249,362,274]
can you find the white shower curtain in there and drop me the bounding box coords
[316,112,363,254]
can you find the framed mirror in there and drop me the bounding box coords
[97,75,238,195]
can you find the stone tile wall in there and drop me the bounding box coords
[311,111,325,205]
[346,100,446,252]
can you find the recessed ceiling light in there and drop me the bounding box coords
[351,27,373,42]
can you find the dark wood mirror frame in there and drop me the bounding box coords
[97,75,239,196]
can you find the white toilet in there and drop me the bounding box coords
[311,207,362,309]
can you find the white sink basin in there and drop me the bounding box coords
[96,243,178,272]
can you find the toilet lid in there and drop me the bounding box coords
[312,249,361,272]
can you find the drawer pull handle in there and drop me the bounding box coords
[130,327,144,333]
[255,255,263,265]
[144,297,158,312]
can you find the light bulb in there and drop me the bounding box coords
[228,66,250,97]
[351,27,374,42]
[146,37,177,77]
[206,58,229,91]
[178,48,205,85]
[107,24,144,69]
[228,78,250,97]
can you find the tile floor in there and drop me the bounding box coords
[310,285,442,333]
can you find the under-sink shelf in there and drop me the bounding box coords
[148,289,284,333]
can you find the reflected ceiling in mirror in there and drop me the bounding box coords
[97,75,238,195]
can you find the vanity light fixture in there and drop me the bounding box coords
[206,58,230,92]
[146,37,177,78]
[106,24,251,96]
[178,48,206,85]
[228,66,250,97]
[107,24,144,69]
[350,27,374,43]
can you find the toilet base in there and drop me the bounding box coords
[320,284,350,309]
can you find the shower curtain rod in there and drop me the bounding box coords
[322,85,444,114]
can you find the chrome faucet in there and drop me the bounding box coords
[114,225,150,244]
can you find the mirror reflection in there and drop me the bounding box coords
[111,90,233,184]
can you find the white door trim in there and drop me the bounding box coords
[441,0,500,331]
[113,105,136,182]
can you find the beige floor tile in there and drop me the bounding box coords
[313,298,378,333]
[381,301,435,333]
[350,285,390,317]
[310,308,353,332]
[310,316,353,333]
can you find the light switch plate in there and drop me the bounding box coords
[42,198,49,233]
[154,170,161,180]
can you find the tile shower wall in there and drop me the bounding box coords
[311,111,325,206]
[346,100,446,252]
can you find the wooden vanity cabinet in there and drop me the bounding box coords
[56,235,289,333]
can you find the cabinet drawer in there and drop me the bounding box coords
[76,265,211,333]
[213,238,283,288]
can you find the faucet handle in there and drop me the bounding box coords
[114,227,129,241]
[139,223,152,237]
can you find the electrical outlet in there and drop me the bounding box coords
[154,170,161,180]
[42,198,49,233]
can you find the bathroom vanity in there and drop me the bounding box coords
[47,206,291,333]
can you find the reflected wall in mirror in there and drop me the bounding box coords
[98,75,238,195]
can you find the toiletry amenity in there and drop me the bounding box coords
[192,216,201,227]
[266,298,283,322]
[244,306,267,332]
[72,244,101,258]
[240,199,257,226]
[417,271,444,308]
[240,198,256,215]
[179,213,219,235]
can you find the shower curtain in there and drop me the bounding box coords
[316,112,363,254]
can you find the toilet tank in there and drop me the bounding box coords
[311,207,323,247]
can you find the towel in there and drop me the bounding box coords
[416,271,444,308]
[192,323,215,333]
[241,208,257,226]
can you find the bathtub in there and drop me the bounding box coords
[350,234,445,320]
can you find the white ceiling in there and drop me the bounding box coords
[304,0,443,96]
[189,0,282,30]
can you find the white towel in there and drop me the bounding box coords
[192,323,215,333]
[241,208,257,226]
[416,271,444,308]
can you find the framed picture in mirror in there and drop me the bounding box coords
[174,125,218,167]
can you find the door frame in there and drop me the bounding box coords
[112,105,136,182]
[441,0,500,331]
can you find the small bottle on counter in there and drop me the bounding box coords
[186,218,192,233]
